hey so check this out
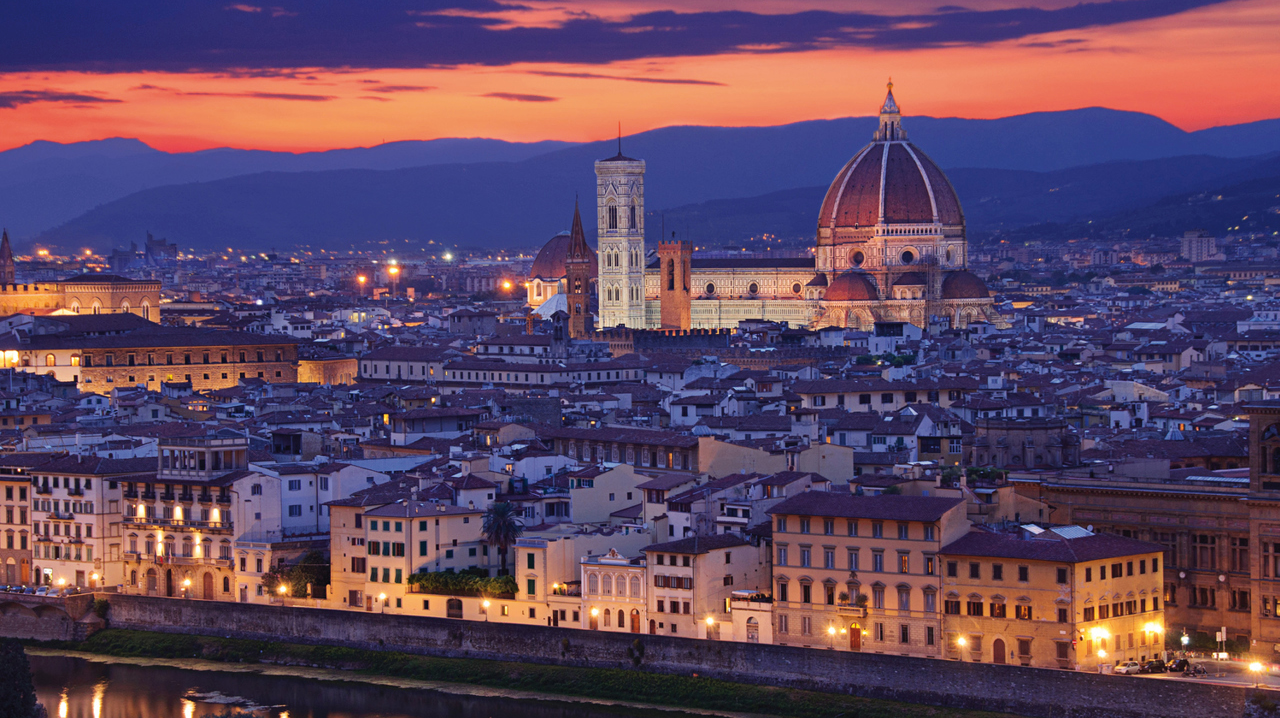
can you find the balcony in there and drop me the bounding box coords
[67,487,85,497]
[122,489,138,499]
[178,492,195,502]
[160,492,176,501]
[122,516,233,532]
[141,491,157,500]
[50,510,75,520]
[197,493,214,504]
[165,556,234,567]
[216,495,231,505]
[34,485,51,496]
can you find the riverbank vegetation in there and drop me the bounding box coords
[36,629,1017,718]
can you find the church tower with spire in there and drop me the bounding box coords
[0,230,15,285]
[595,131,646,329]
[563,201,594,339]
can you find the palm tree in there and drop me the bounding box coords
[482,502,524,576]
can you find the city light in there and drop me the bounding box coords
[1097,649,1107,659]
[502,281,512,290]
[278,585,288,594]
[482,600,491,608]
[357,276,366,284]
[590,608,599,617]
[827,626,836,636]
[1251,662,1265,687]
[956,637,967,647]
[378,593,387,602]
[443,252,453,261]
[1143,622,1163,634]
[705,616,715,627]
[1089,627,1110,641]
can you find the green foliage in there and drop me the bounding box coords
[482,502,524,575]
[69,630,1014,718]
[406,570,517,597]
[92,598,110,619]
[263,550,331,598]
[0,639,39,718]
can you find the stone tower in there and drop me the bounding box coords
[595,138,646,329]
[657,235,692,330]
[563,201,594,339]
[0,230,14,285]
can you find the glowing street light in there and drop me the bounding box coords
[357,275,367,296]
[827,624,837,650]
[1251,661,1265,687]
[502,280,513,291]
[388,264,400,298]
[443,252,453,262]
[482,599,491,622]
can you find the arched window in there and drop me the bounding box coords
[629,203,637,229]
[608,204,618,230]
[615,576,627,597]
[602,575,613,595]
[604,609,612,627]
[45,354,54,367]
[630,576,640,597]
[587,573,599,594]
[666,259,675,291]
[223,576,230,593]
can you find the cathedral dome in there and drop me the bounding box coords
[530,231,598,280]
[823,272,878,302]
[941,270,990,299]
[893,272,927,287]
[817,86,963,233]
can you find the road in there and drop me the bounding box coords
[1128,660,1280,689]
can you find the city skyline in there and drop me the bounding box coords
[1,0,1278,152]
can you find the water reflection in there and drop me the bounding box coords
[31,655,693,718]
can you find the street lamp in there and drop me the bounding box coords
[387,265,400,298]
[482,599,491,622]
[182,578,191,598]
[357,275,367,296]
[827,625,837,650]
[1251,662,1265,688]
[378,592,387,614]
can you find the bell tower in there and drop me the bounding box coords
[563,201,594,339]
[657,235,692,330]
[0,230,14,285]
[595,134,646,329]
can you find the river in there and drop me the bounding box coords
[29,654,709,718]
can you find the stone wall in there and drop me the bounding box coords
[89,593,1269,718]
[0,594,94,641]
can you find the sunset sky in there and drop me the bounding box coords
[2,0,1278,153]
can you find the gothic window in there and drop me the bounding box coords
[629,204,637,229]
[608,205,618,230]
[667,260,675,291]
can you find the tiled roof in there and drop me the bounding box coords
[767,491,963,521]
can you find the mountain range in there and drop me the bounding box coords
[8,107,1280,252]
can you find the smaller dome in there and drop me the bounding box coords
[529,231,598,280]
[893,272,927,287]
[823,272,878,302]
[941,271,990,299]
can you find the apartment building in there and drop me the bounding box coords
[940,526,1165,670]
[766,492,968,656]
[639,533,767,639]
[0,454,50,585]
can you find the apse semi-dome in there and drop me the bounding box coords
[824,272,878,301]
[530,231,598,280]
[817,88,963,233]
[941,270,991,299]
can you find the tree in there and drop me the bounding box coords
[482,502,524,576]
[262,550,331,598]
[0,639,39,718]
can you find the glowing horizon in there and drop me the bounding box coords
[1,0,1278,153]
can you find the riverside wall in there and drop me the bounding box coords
[7,593,1275,718]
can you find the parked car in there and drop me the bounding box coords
[34,586,49,596]
[1166,658,1190,672]
[1116,661,1144,675]
[1139,660,1166,674]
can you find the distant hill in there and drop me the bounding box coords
[0,137,576,238]
[23,107,1280,251]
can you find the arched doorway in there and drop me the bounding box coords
[165,569,174,597]
[746,617,759,643]
[849,623,862,651]
[202,572,214,600]
[145,569,157,594]
[649,619,656,635]
[992,638,1007,664]
[630,609,640,633]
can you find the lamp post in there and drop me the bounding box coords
[705,615,715,640]
[182,578,191,599]
[1251,662,1265,688]
[482,599,491,622]
[388,264,400,298]
[378,592,387,614]
[827,625,836,650]
[357,275,367,297]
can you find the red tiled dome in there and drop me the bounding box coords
[824,272,878,302]
[942,271,990,299]
[529,232,598,280]
[817,86,963,234]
